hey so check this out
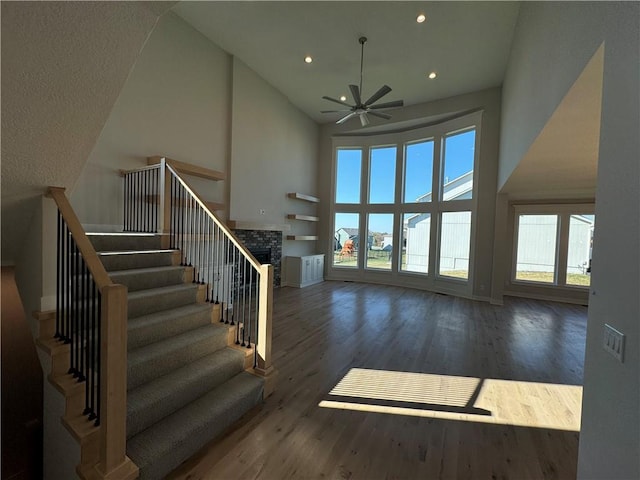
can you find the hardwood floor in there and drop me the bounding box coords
[170,281,587,480]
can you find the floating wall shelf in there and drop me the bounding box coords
[287,214,319,222]
[287,192,319,203]
[286,235,318,241]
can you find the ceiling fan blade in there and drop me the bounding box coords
[364,85,392,106]
[369,100,404,110]
[321,110,352,113]
[323,96,353,108]
[368,110,392,120]
[359,113,370,127]
[336,112,358,125]
[349,84,362,105]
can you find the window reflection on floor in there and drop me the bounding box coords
[320,368,582,432]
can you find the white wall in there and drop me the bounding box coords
[579,4,639,478]
[499,3,639,478]
[230,58,320,258]
[498,2,604,191]
[71,13,231,226]
[71,14,320,267]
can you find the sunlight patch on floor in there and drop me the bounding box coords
[320,368,582,432]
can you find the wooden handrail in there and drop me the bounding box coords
[148,155,225,181]
[165,165,263,272]
[48,187,134,479]
[47,187,112,289]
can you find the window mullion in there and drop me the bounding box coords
[556,213,570,286]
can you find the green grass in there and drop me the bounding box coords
[516,271,591,286]
[333,256,590,286]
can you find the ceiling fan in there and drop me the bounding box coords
[322,36,404,127]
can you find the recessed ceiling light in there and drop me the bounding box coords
[428,72,437,79]
[340,95,347,102]
[304,56,313,64]
[416,14,426,23]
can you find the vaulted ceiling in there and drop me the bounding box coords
[172,1,521,124]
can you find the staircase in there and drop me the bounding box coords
[89,232,264,479]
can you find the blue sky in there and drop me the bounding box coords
[335,129,475,234]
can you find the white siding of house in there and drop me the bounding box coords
[439,212,471,272]
[405,214,430,273]
[567,217,592,274]
[516,215,558,274]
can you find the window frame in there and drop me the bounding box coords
[510,204,595,289]
[328,111,483,295]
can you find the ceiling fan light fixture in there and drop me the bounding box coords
[321,36,404,126]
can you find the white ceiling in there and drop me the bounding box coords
[172,1,521,124]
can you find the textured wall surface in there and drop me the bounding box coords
[1,2,160,262]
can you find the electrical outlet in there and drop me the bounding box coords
[603,323,625,362]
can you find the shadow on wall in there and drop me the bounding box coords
[1,267,43,479]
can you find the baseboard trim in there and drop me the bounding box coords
[504,290,589,306]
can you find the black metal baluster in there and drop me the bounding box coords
[65,223,71,344]
[242,257,248,343]
[189,196,194,272]
[154,167,159,232]
[95,292,101,426]
[222,236,229,323]
[78,255,89,383]
[88,282,97,422]
[182,185,187,266]
[214,224,220,305]
[132,173,136,232]
[123,175,128,232]
[194,205,200,283]
[146,169,150,232]
[69,241,77,376]
[229,246,236,326]
[204,216,210,300]
[200,209,206,285]
[180,182,186,264]
[138,171,143,232]
[170,175,175,248]
[84,276,94,417]
[56,211,62,339]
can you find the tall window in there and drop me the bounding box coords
[402,213,430,273]
[512,207,594,288]
[439,211,472,279]
[515,214,559,283]
[330,112,481,294]
[442,129,475,201]
[334,212,360,268]
[566,215,594,286]
[335,149,362,204]
[404,140,433,203]
[369,147,396,204]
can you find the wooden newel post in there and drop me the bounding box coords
[256,264,274,374]
[95,284,138,480]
